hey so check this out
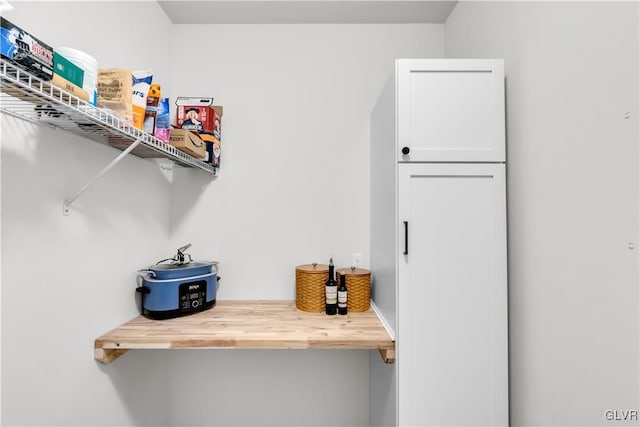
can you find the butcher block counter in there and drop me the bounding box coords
[94,300,395,364]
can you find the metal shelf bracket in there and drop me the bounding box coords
[63,138,143,216]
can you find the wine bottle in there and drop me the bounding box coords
[325,257,337,315]
[338,272,348,315]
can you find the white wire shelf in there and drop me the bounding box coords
[0,58,217,175]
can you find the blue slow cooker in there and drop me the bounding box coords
[137,261,218,319]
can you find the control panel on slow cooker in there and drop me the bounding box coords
[179,280,207,312]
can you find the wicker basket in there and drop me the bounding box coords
[295,263,329,312]
[335,267,371,312]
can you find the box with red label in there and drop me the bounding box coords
[175,97,223,167]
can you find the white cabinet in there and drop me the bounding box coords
[370,59,508,427]
[397,59,505,162]
[397,163,508,426]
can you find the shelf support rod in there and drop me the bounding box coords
[63,138,143,215]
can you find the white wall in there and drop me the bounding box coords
[2,2,175,426]
[168,23,443,297]
[1,2,444,425]
[445,2,639,426]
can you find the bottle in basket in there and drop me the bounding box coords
[338,272,348,315]
[325,258,337,315]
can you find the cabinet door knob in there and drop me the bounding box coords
[402,146,410,155]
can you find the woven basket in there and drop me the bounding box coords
[296,263,329,312]
[335,267,371,312]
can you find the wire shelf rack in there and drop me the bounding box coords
[0,59,217,175]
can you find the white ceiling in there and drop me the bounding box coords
[158,1,458,24]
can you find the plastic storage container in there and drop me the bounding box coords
[55,47,98,105]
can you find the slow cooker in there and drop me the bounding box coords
[137,244,219,319]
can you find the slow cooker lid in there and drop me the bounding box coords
[151,261,213,271]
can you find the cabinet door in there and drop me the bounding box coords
[397,59,505,162]
[397,163,508,427]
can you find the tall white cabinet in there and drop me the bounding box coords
[370,59,508,427]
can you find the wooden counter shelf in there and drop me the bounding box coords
[94,300,395,364]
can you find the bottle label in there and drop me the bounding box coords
[326,286,337,304]
[338,291,347,307]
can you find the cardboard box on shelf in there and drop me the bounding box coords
[176,98,223,138]
[169,128,207,159]
[176,97,223,166]
[0,17,54,80]
[51,74,90,101]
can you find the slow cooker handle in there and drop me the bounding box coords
[138,269,156,278]
[135,285,150,316]
[135,272,152,316]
